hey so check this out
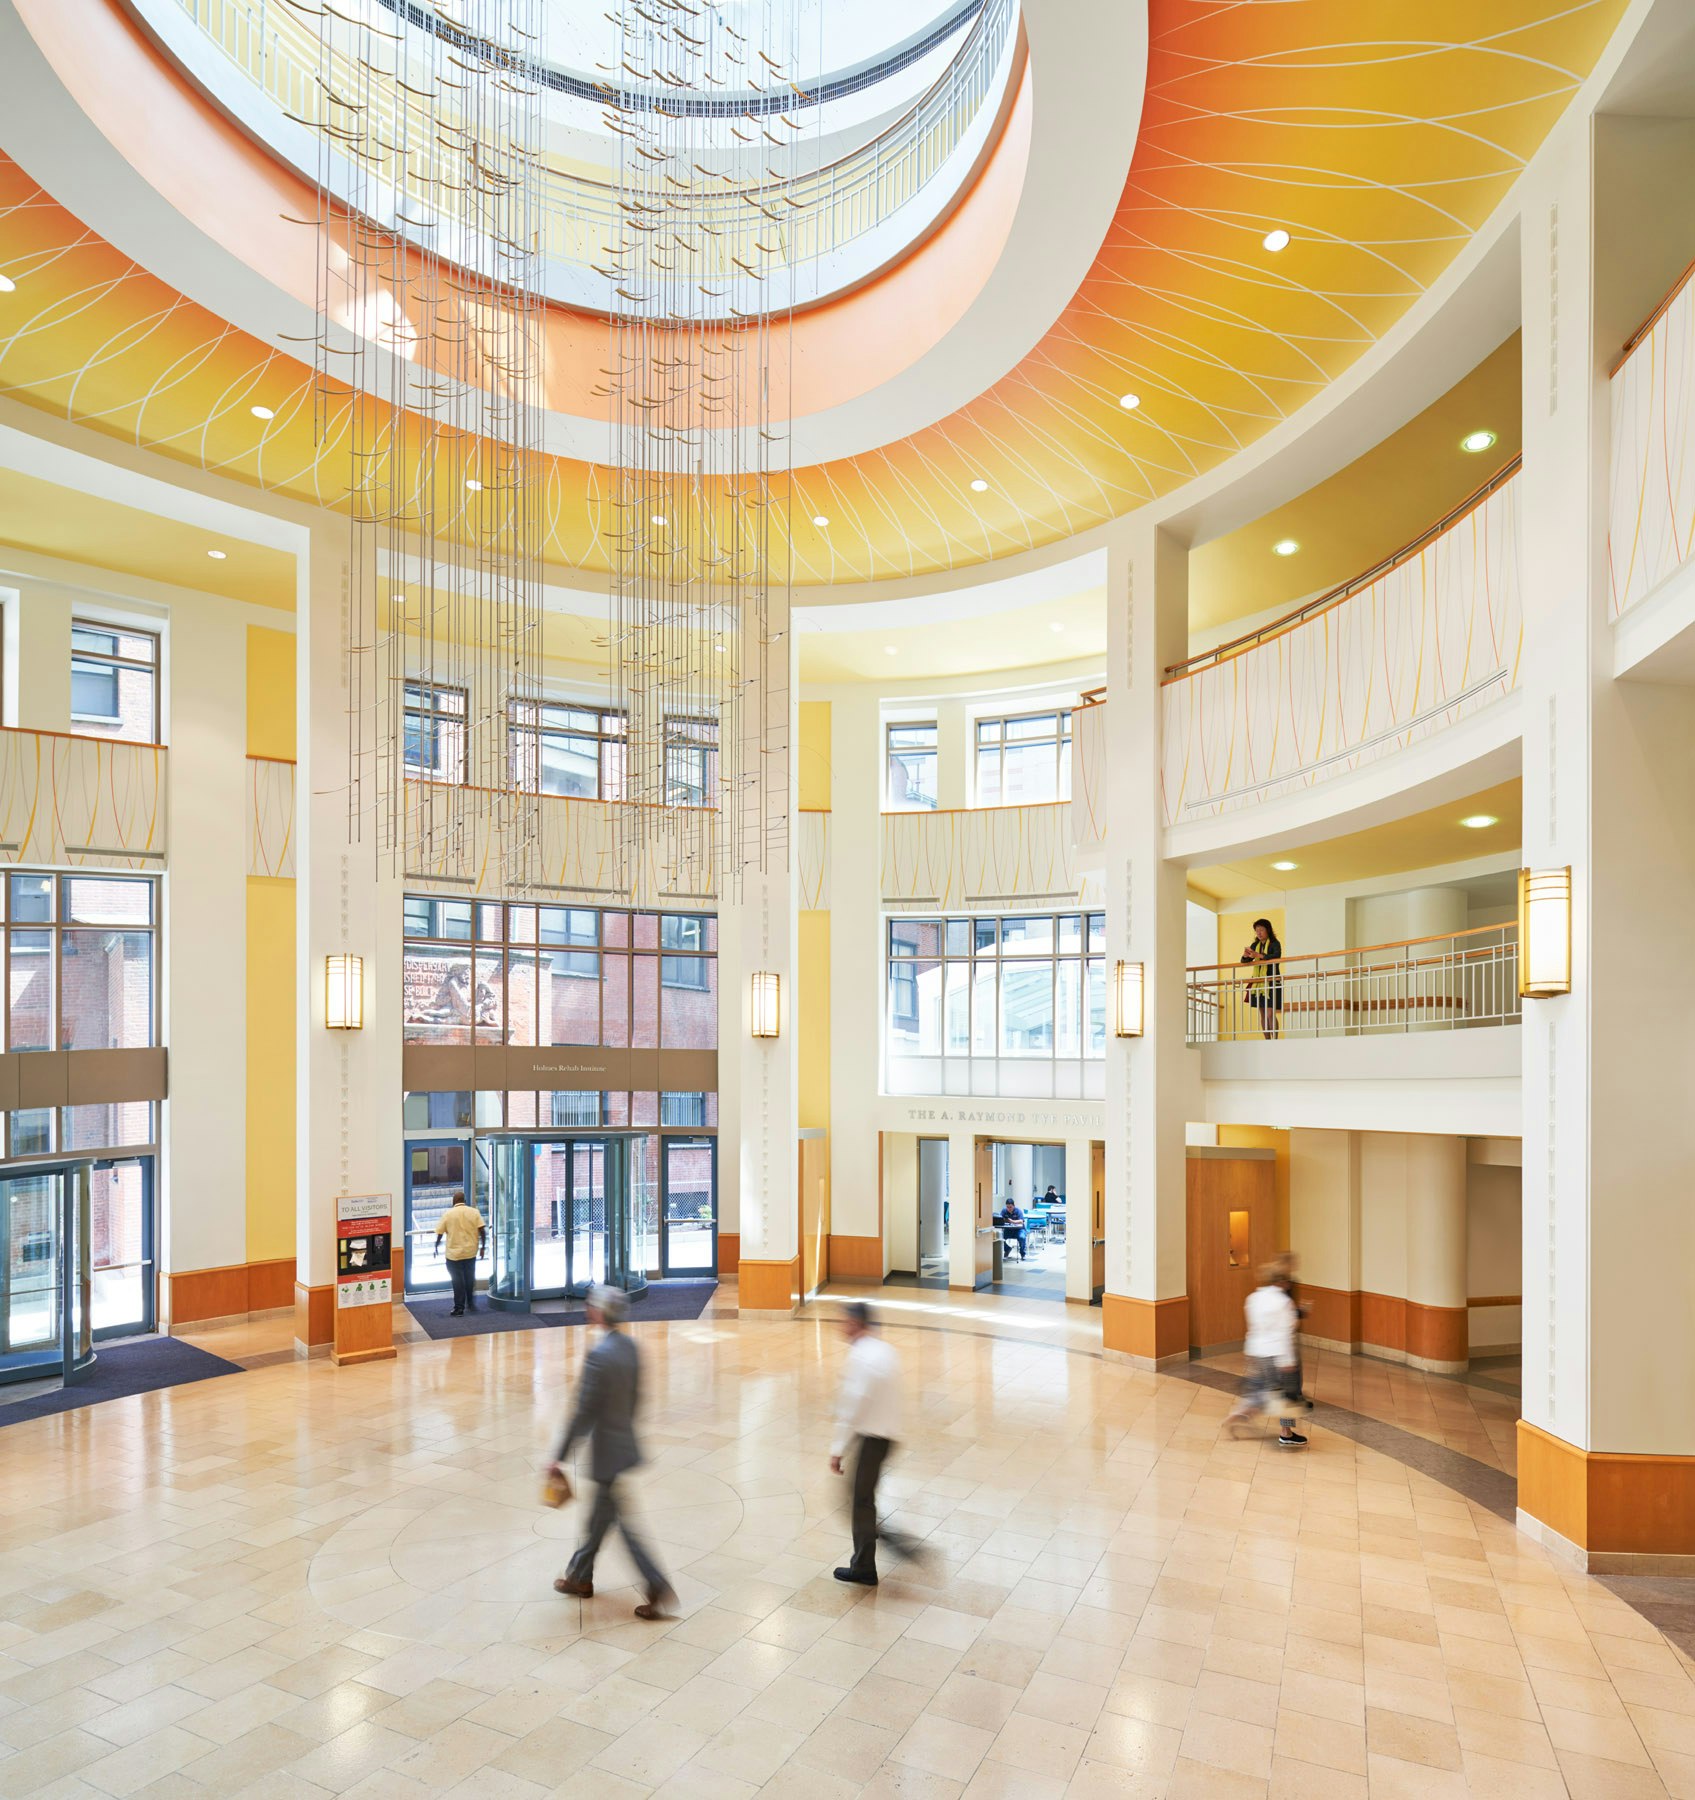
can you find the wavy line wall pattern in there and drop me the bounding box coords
[1609,275,1695,619]
[0,728,165,868]
[247,756,296,878]
[797,811,830,911]
[1070,703,1107,862]
[1159,477,1523,826]
[880,805,1078,908]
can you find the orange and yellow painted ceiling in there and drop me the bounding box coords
[0,0,1626,587]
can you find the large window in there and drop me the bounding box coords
[886,721,938,811]
[665,716,718,807]
[885,909,1106,1099]
[71,622,160,744]
[5,873,157,1056]
[402,897,717,1052]
[975,709,1072,806]
[1,871,160,1339]
[403,684,468,784]
[509,701,626,799]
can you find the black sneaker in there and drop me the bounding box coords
[1277,1431,1308,1448]
[833,1566,878,1587]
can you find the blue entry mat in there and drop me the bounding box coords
[407,1280,718,1341]
[0,1336,244,1426]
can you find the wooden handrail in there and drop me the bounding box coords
[1186,922,1512,975]
[1613,250,1695,376]
[1163,454,1522,683]
[1075,686,1106,709]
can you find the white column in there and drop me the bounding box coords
[828,689,880,1247]
[1063,1135,1094,1303]
[1102,519,1193,1364]
[732,599,800,1312]
[1006,1143,1033,1208]
[1289,1127,1359,1351]
[295,529,397,1353]
[1403,1134,1468,1374]
[945,1126,981,1290]
[1518,112,1695,1562]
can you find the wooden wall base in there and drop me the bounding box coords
[165,1257,297,1328]
[827,1235,884,1281]
[1102,1293,1190,1366]
[294,1281,333,1350]
[719,1232,741,1275]
[1519,1420,1695,1563]
[738,1257,800,1314]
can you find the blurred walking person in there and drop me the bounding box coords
[433,1190,485,1316]
[1225,1266,1307,1448]
[549,1285,678,1619]
[831,1301,921,1585]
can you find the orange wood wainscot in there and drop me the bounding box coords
[1102,1295,1190,1368]
[165,1257,297,1329]
[1519,1421,1695,1570]
[738,1258,801,1315]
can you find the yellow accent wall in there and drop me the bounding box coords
[798,700,832,813]
[246,624,296,1265]
[1218,1125,1292,1253]
[1218,907,1287,972]
[245,877,296,1261]
[246,625,296,761]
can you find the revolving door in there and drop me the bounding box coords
[0,1158,96,1387]
[486,1133,653,1310]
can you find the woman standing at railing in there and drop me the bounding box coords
[1241,918,1283,1039]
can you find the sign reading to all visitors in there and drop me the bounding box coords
[335,1192,392,1311]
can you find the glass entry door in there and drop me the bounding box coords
[487,1133,648,1310]
[401,1133,482,1297]
[1,1160,96,1386]
[662,1137,717,1275]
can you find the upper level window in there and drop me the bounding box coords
[404,684,468,784]
[975,709,1072,806]
[4,871,158,1055]
[886,721,938,811]
[71,623,159,743]
[510,701,626,799]
[665,716,718,807]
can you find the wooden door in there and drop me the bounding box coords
[973,1138,994,1289]
[1090,1140,1106,1297]
[1184,1151,1276,1351]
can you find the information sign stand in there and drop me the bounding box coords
[333,1193,396,1366]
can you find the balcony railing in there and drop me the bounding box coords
[1186,924,1519,1046]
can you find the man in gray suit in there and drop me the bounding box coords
[548,1285,677,1619]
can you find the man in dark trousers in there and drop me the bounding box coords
[830,1301,921,1586]
[548,1285,677,1619]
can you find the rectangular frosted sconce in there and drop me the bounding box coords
[1112,960,1145,1037]
[325,954,365,1030]
[750,970,782,1039]
[1518,867,1572,998]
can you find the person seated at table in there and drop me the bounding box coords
[1041,1184,1059,1205]
[997,1199,1027,1261]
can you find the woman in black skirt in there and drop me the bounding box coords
[1240,918,1283,1039]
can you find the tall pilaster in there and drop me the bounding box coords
[295,529,400,1355]
[731,596,801,1313]
[1101,520,1194,1365]
[1518,113,1695,1564]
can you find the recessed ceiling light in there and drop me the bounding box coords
[1459,814,1498,829]
[1271,860,1297,872]
[465,478,483,492]
[250,404,275,421]
[969,479,988,493]
[651,514,667,527]
[1272,538,1299,557]
[0,274,15,294]
[1050,622,1065,633]
[884,645,898,656]
[1263,228,1291,252]
[1119,393,1141,411]
[812,514,829,527]
[713,643,726,654]
[1460,429,1497,454]
[207,549,227,560]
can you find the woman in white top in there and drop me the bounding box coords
[1227,1269,1307,1448]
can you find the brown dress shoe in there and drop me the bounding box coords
[553,1575,593,1598]
[634,1584,677,1620]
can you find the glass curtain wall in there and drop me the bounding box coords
[886,909,1106,1098]
[1,872,160,1336]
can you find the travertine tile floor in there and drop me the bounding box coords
[1,1288,1691,1798]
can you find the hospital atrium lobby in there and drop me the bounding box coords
[5,0,1695,1793]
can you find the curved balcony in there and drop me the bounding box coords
[138,0,1024,319]
[1160,460,1523,828]
[1185,924,1520,1047]
[1609,256,1695,626]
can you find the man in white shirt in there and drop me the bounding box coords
[829,1302,918,1586]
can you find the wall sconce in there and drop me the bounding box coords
[325,954,365,1030]
[1518,867,1572,998]
[750,970,782,1039]
[1112,960,1145,1037]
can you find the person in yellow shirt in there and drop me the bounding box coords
[434,1191,486,1316]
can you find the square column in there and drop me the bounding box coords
[295,530,400,1356]
[1101,521,1195,1365]
[1518,115,1695,1565]
[730,595,801,1314]
[1063,1135,1098,1304]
